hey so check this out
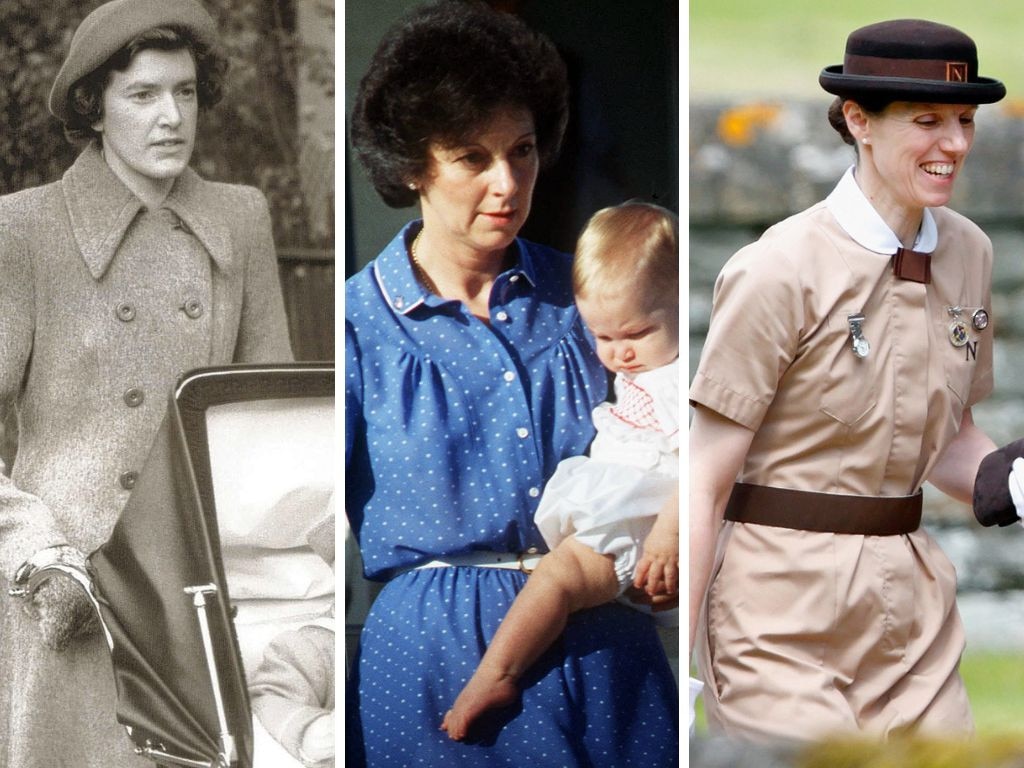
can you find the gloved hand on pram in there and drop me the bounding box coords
[974,437,1024,527]
[23,558,99,651]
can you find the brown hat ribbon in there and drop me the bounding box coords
[844,54,971,83]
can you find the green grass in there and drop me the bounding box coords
[961,650,1024,737]
[689,1,1024,102]
[691,650,1024,738]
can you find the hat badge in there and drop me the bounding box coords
[947,62,968,82]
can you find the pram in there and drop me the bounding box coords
[9,362,335,768]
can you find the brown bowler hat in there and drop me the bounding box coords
[819,19,1005,104]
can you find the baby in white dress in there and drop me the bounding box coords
[442,201,679,740]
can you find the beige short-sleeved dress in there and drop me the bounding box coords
[690,171,993,742]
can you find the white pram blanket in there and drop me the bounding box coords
[205,396,335,764]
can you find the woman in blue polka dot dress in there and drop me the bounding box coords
[345,3,679,766]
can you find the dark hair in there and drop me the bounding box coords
[351,0,569,208]
[827,95,891,146]
[65,26,227,144]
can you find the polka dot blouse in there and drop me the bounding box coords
[345,222,608,578]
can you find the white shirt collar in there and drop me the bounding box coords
[825,166,937,255]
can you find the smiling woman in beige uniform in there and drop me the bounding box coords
[0,1,292,765]
[690,19,1006,742]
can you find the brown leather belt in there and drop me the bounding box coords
[724,482,922,535]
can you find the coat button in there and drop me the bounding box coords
[119,471,138,490]
[115,303,136,322]
[181,298,204,319]
[123,388,144,408]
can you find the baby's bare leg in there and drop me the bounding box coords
[441,538,619,740]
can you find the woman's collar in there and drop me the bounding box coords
[62,142,233,279]
[374,221,533,317]
[825,165,938,255]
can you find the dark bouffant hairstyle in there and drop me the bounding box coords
[827,95,891,147]
[351,0,569,208]
[65,26,227,144]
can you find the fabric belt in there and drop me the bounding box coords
[412,551,544,574]
[724,482,922,535]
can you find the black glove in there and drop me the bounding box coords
[973,437,1024,527]
[24,573,99,651]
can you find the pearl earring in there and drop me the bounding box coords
[408,182,417,190]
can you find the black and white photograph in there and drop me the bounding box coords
[0,1,334,766]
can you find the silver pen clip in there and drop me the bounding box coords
[848,312,870,358]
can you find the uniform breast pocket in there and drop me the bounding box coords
[817,310,878,427]
[937,310,984,406]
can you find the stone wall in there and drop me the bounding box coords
[689,99,1024,648]
[690,98,1024,225]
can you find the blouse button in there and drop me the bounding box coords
[528,487,540,498]
[516,427,529,439]
[495,311,509,322]
[124,388,145,408]
[503,371,515,382]
[181,298,204,319]
[115,303,135,322]
[119,471,138,490]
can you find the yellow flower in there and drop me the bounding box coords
[716,103,782,147]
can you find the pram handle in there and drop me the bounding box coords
[8,544,114,651]
[9,548,236,768]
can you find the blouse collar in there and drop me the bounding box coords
[62,142,234,280]
[373,221,537,316]
[825,165,938,255]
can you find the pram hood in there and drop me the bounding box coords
[89,363,334,768]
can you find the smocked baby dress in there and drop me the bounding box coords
[535,358,679,595]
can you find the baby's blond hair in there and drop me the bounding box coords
[572,202,678,308]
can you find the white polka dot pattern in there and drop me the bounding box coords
[344,223,679,765]
[346,223,606,579]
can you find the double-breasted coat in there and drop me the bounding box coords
[0,143,293,766]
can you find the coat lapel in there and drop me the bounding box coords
[61,144,143,281]
[162,168,235,275]
[61,143,235,280]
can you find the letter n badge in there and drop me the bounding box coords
[947,62,968,82]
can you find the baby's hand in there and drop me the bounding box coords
[634,519,678,596]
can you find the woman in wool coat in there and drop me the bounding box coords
[0,0,292,764]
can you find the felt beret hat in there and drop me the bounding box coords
[49,0,219,123]
[819,19,1005,105]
